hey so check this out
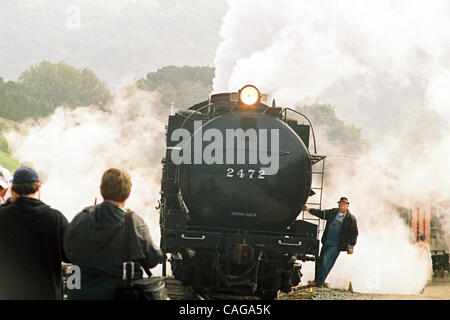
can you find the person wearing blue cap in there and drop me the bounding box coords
[0,166,69,299]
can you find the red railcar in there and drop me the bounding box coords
[395,201,449,272]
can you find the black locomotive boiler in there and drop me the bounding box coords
[159,85,326,298]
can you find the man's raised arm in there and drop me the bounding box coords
[302,205,334,220]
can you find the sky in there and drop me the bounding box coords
[0,0,227,90]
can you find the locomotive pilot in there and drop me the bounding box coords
[303,197,358,288]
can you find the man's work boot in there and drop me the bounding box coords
[307,280,317,287]
[308,280,324,288]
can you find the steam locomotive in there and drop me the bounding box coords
[159,85,326,298]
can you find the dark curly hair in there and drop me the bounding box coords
[12,182,40,196]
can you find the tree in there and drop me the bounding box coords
[0,62,112,121]
[137,65,214,108]
[18,60,112,110]
[296,104,369,154]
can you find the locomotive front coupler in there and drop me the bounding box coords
[231,233,255,266]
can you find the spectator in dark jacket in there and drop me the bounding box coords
[64,168,164,300]
[0,166,68,299]
[303,197,358,287]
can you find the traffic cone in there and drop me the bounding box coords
[348,281,353,292]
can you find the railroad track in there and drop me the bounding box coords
[165,278,266,300]
[165,279,204,300]
[165,278,354,300]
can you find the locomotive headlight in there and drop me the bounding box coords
[239,85,260,106]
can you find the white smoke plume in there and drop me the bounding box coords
[214,0,450,294]
[6,85,168,273]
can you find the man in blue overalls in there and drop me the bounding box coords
[303,197,358,287]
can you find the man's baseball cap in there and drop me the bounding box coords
[337,196,350,204]
[12,166,40,184]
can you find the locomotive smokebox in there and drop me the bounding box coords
[176,110,312,231]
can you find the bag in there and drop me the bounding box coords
[114,211,168,300]
[115,277,167,300]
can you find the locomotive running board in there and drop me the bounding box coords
[162,228,319,256]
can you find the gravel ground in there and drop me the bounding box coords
[277,285,362,300]
[165,277,450,300]
[278,278,450,300]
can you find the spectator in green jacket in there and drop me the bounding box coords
[64,168,164,300]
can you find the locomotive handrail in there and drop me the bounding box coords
[175,103,212,186]
[179,103,211,130]
[279,108,318,154]
[181,234,206,240]
[278,240,302,247]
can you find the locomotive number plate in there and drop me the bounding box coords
[226,168,266,179]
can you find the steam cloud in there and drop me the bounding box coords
[6,86,168,273]
[214,0,450,294]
